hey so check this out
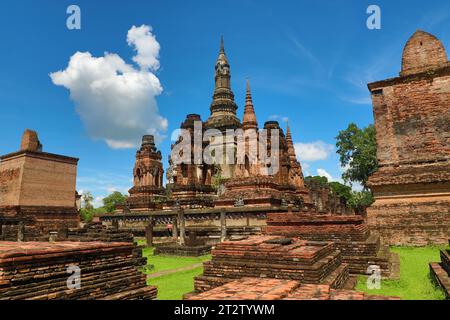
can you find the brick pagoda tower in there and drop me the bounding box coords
[205,37,242,180]
[126,135,166,211]
[367,30,450,245]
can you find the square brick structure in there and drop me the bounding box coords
[0,130,79,241]
[429,240,450,299]
[265,212,398,277]
[185,278,399,300]
[190,235,350,294]
[367,31,450,246]
[0,241,157,300]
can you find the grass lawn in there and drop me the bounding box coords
[148,267,204,300]
[136,240,211,299]
[142,246,211,274]
[356,246,448,300]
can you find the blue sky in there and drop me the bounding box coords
[0,0,449,206]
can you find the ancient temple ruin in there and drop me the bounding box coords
[0,130,156,300]
[119,38,319,214]
[367,30,450,246]
[124,135,166,211]
[0,130,79,241]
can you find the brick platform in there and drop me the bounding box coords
[265,213,396,276]
[430,242,450,299]
[185,278,400,300]
[0,241,157,300]
[191,235,349,294]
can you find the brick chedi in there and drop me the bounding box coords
[124,135,166,211]
[0,241,157,300]
[204,36,241,181]
[215,81,305,208]
[285,124,311,204]
[164,38,311,210]
[366,30,450,246]
[167,114,216,208]
[0,130,79,241]
[189,235,350,295]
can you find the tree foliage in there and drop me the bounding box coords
[335,123,377,189]
[102,191,127,213]
[304,175,329,187]
[347,191,374,212]
[329,181,352,202]
[79,191,123,222]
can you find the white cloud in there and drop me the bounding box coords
[317,168,333,181]
[127,25,161,71]
[77,171,131,196]
[50,25,167,149]
[92,196,105,209]
[301,162,311,176]
[316,168,346,184]
[294,141,334,162]
[269,115,289,123]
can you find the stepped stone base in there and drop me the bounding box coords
[266,212,395,276]
[191,235,350,295]
[0,241,156,300]
[367,197,450,246]
[185,278,400,300]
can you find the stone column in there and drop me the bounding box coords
[220,209,227,242]
[178,209,186,246]
[172,216,178,242]
[145,217,154,247]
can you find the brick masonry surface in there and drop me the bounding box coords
[0,241,156,300]
[367,30,450,246]
[185,278,400,300]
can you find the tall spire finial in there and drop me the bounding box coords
[286,123,297,162]
[242,78,257,130]
[245,78,253,104]
[220,35,225,53]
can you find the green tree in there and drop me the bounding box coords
[102,191,127,213]
[335,123,377,189]
[347,191,374,213]
[80,208,94,223]
[304,175,329,187]
[329,181,352,202]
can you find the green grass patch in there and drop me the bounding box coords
[138,243,211,299]
[356,246,448,300]
[142,246,211,274]
[148,267,204,300]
